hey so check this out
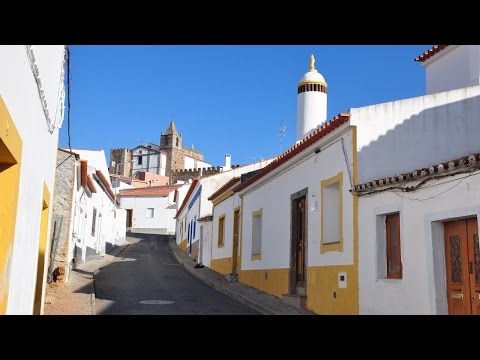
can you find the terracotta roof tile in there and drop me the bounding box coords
[96,170,118,204]
[86,175,97,193]
[208,177,240,201]
[118,184,183,197]
[174,179,199,219]
[415,45,448,62]
[233,113,351,193]
[352,153,480,193]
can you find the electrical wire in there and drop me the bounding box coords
[67,45,72,153]
[355,166,480,197]
[391,168,479,201]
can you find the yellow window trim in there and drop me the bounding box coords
[320,172,343,253]
[251,209,262,260]
[0,95,23,315]
[33,181,51,315]
[218,213,226,248]
[212,190,234,206]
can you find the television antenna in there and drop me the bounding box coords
[279,120,287,152]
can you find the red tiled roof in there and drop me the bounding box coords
[80,160,88,187]
[118,184,182,197]
[174,179,199,219]
[352,153,480,193]
[86,175,97,193]
[208,177,240,201]
[96,170,119,205]
[234,113,351,193]
[415,45,448,62]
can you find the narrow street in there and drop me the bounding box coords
[94,234,260,315]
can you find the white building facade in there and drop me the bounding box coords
[175,160,274,262]
[118,185,182,235]
[131,144,160,177]
[236,115,357,314]
[70,149,127,265]
[0,45,66,314]
[354,46,480,315]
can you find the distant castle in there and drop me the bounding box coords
[110,120,214,183]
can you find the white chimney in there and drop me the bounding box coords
[224,154,232,170]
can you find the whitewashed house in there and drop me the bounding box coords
[0,45,67,314]
[353,45,480,315]
[131,143,161,177]
[117,184,182,234]
[204,56,358,315]
[69,149,127,265]
[174,159,274,265]
[208,177,242,275]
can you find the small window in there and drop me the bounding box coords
[138,156,143,165]
[386,213,402,279]
[321,173,343,253]
[146,208,154,218]
[252,209,262,259]
[176,137,179,147]
[218,215,225,247]
[91,208,97,236]
[193,216,196,239]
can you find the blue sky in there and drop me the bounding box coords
[60,45,431,166]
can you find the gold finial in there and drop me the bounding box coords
[309,54,316,72]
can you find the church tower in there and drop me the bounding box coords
[160,119,183,179]
[296,55,328,142]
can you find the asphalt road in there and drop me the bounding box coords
[94,234,260,315]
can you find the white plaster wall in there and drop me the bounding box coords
[83,178,114,255]
[240,128,354,271]
[211,194,242,261]
[69,150,124,263]
[0,45,65,314]
[358,172,480,314]
[71,149,111,186]
[185,192,200,254]
[199,221,212,267]
[296,91,327,141]
[160,153,166,176]
[132,148,159,174]
[184,156,195,169]
[196,159,211,168]
[112,209,127,246]
[174,183,192,245]
[119,196,175,234]
[176,206,188,246]
[175,159,275,253]
[350,85,480,184]
[425,46,480,95]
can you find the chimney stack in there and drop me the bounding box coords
[224,154,232,170]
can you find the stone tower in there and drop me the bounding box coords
[160,120,206,181]
[160,120,183,179]
[296,54,328,142]
[110,148,132,176]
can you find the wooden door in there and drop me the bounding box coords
[444,218,479,315]
[232,209,240,274]
[467,218,480,315]
[126,209,133,228]
[293,196,306,286]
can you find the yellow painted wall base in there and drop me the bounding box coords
[179,239,187,252]
[307,265,358,314]
[210,257,232,275]
[238,268,289,298]
[0,96,22,314]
